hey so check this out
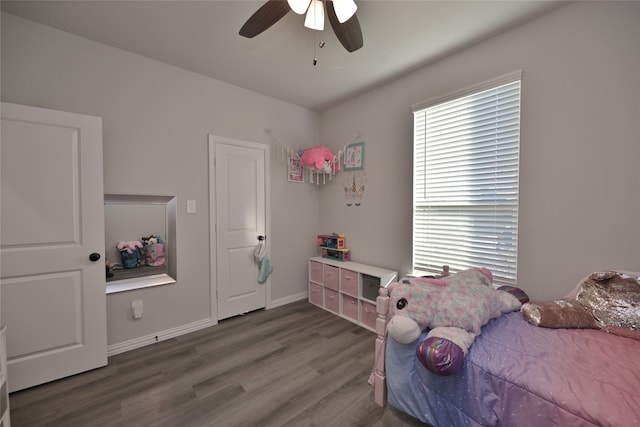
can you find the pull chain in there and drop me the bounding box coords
[314,37,326,66]
[311,0,325,66]
[314,31,318,66]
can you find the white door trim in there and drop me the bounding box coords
[208,134,271,324]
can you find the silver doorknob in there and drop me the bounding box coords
[89,252,101,262]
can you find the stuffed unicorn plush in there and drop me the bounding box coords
[387,268,527,376]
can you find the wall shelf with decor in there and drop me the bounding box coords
[267,128,365,186]
[308,256,397,332]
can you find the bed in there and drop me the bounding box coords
[370,271,640,426]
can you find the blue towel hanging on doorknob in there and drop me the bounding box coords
[254,239,273,284]
[258,254,273,284]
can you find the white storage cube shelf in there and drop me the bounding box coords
[308,257,397,332]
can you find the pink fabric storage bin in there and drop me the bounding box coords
[310,283,323,306]
[362,301,377,329]
[310,261,323,283]
[325,289,340,313]
[343,295,358,321]
[324,265,340,291]
[341,268,358,296]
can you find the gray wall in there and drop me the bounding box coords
[318,1,640,300]
[1,12,321,346]
[3,1,639,351]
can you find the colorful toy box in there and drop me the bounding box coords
[317,234,350,261]
[317,234,345,249]
[321,247,351,262]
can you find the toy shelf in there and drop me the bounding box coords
[308,257,397,332]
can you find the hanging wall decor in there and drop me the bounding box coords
[343,170,367,206]
[344,141,365,171]
[288,157,304,183]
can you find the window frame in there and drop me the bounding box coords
[411,71,522,285]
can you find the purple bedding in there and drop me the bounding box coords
[386,311,640,426]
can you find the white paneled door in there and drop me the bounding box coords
[0,103,107,392]
[209,135,269,321]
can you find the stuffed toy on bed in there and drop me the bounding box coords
[521,270,640,340]
[387,268,528,376]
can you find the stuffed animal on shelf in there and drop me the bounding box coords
[117,240,143,254]
[387,268,527,376]
[299,145,338,174]
[141,235,158,245]
[141,235,165,267]
[105,260,113,278]
[521,270,640,340]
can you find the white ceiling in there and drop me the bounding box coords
[1,0,567,111]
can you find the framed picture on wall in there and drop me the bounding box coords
[288,157,304,183]
[344,142,365,171]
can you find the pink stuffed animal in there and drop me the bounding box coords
[117,240,143,254]
[299,145,337,173]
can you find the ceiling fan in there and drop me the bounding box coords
[239,0,364,53]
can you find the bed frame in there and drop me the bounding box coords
[372,285,391,406]
[371,266,450,406]
[371,268,640,413]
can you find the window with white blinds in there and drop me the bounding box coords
[412,73,521,285]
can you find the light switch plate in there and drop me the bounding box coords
[186,199,197,214]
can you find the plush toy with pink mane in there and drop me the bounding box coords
[387,268,528,376]
[299,145,338,174]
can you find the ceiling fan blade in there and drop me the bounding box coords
[239,0,291,38]
[326,1,363,52]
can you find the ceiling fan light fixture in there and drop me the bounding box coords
[333,0,357,23]
[287,0,311,15]
[304,0,325,31]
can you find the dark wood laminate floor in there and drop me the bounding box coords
[9,301,428,427]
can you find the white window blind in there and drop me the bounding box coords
[412,76,521,284]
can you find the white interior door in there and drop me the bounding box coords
[0,102,107,392]
[209,134,269,321]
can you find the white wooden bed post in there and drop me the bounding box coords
[372,266,449,406]
[373,286,390,406]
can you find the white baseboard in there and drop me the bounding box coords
[268,291,308,309]
[107,318,214,357]
[108,294,310,357]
